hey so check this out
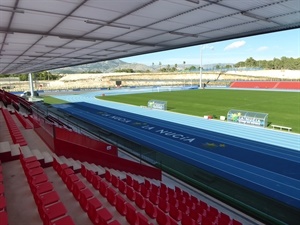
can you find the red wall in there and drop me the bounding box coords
[30,117,162,180]
[55,127,117,156]
[54,137,161,180]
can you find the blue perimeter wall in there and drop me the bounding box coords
[54,102,300,209]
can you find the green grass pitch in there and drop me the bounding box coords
[97,89,300,133]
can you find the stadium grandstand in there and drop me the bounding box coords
[0,1,300,225]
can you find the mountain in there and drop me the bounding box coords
[50,59,152,74]
[50,59,235,74]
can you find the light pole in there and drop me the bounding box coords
[199,46,203,89]
[199,45,213,89]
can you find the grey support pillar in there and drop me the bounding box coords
[29,73,34,98]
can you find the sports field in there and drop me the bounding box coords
[97,89,300,133]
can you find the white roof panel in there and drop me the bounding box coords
[0,0,299,74]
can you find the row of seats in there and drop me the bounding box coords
[1,108,27,146]
[20,154,75,225]
[53,158,121,225]
[82,165,158,225]
[46,115,72,131]
[15,111,32,129]
[104,170,243,225]
[0,90,33,113]
[230,81,300,89]
[0,160,8,225]
[0,91,10,107]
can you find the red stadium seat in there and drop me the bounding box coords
[158,198,170,213]
[126,186,136,201]
[31,181,54,195]
[87,197,103,221]
[115,194,127,216]
[133,179,141,192]
[145,200,157,219]
[49,215,75,225]
[105,170,112,182]
[79,188,94,211]
[151,184,160,195]
[65,174,79,191]
[182,213,196,225]
[41,201,67,225]
[0,184,4,195]
[141,185,150,198]
[72,181,86,200]
[144,179,151,190]
[189,209,202,223]
[0,195,7,210]
[108,220,122,225]
[118,179,127,194]
[91,174,102,189]
[111,174,119,188]
[0,211,8,225]
[36,190,60,209]
[218,212,231,225]
[29,173,48,186]
[107,186,117,206]
[137,212,151,225]
[126,202,138,225]
[168,196,179,208]
[80,164,88,177]
[149,192,159,205]
[99,179,109,197]
[135,192,146,209]
[169,205,182,221]
[92,207,113,225]
[156,208,177,225]
[126,174,134,187]
[178,202,190,214]
[86,169,97,183]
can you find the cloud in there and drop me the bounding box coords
[257,46,268,52]
[224,41,246,51]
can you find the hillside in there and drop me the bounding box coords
[50,59,152,74]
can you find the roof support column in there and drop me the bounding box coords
[29,73,34,99]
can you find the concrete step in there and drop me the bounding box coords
[110,168,126,180]
[19,146,33,158]
[82,161,93,171]
[90,163,105,176]
[10,144,21,159]
[0,142,20,162]
[42,151,53,163]
[31,149,44,161]
[41,151,53,167]
[67,158,81,172]
[59,156,73,167]
[0,141,11,154]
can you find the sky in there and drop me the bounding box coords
[121,28,300,66]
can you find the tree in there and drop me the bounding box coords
[233,57,300,70]
[245,57,257,67]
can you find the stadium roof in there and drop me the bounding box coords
[0,0,299,74]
